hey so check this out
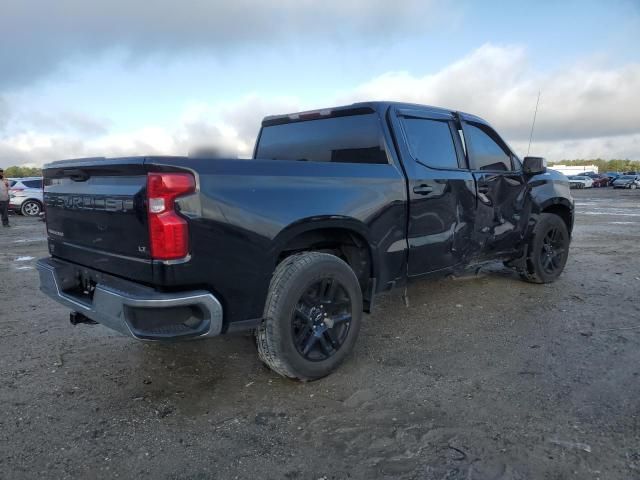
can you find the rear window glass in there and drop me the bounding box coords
[23,180,43,188]
[401,118,459,169]
[256,113,388,164]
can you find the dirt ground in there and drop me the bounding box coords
[1,188,639,480]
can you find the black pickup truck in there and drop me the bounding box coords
[37,101,573,380]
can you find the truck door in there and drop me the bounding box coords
[459,117,529,256]
[391,108,476,276]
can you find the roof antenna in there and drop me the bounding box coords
[527,90,541,156]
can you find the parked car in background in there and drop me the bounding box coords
[612,175,640,189]
[568,175,594,189]
[605,172,620,184]
[590,174,610,187]
[9,177,44,216]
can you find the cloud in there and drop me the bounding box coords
[345,44,640,144]
[2,45,639,166]
[0,96,10,131]
[0,0,450,88]
[0,111,257,166]
[511,133,640,162]
[20,111,111,137]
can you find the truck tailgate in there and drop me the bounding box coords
[43,157,153,283]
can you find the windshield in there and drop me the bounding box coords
[619,175,635,180]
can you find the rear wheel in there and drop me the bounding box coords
[520,213,570,284]
[21,200,42,216]
[256,252,362,381]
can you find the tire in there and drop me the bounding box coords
[256,252,363,381]
[21,200,42,216]
[631,184,637,190]
[520,213,570,284]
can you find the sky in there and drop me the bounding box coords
[1,0,639,166]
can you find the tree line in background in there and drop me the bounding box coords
[2,166,43,177]
[550,159,640,172]
[1,159,639,178]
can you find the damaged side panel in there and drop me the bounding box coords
[471,171,530,256]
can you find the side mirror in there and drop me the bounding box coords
[523,156,547,175]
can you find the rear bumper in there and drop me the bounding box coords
[37,257,223,341]
[8,197,25,209]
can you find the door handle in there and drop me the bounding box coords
[413,185,434,195]
[478,185,490,194]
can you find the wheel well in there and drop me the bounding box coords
[277,228,373,294]
[542,204,572,234]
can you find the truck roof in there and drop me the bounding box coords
[261,101,489,127]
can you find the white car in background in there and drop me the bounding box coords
[567,175,594,189]
[9,177,44,216]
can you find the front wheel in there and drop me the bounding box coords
[631,184,638,190]
[256,252,363,381]
[520,213,570,284]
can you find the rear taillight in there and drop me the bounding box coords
[147,172,196,260]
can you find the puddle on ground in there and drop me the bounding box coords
[581,211,640,217]
[12,237,47,244]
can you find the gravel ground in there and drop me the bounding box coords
[1,188,639,480]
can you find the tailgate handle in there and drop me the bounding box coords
[63,169,90,182]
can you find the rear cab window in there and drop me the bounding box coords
[255,111,388,164]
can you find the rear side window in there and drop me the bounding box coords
[465,123,512,171]
[256,113,388,164]
[23,180,43,188]
[401,118,459,169]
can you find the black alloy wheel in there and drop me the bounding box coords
[519,212,570,284]
[540,227,566,275]
[292,278,352,361]
[256,252,363,381]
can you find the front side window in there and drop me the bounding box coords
[401,118,459,170]
[256,113,388,164]
[465,123,512,171]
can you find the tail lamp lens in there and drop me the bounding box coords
[147,172,195,260]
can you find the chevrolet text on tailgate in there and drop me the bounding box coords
[38,102,574,381]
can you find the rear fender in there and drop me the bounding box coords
[272,216,378,277]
